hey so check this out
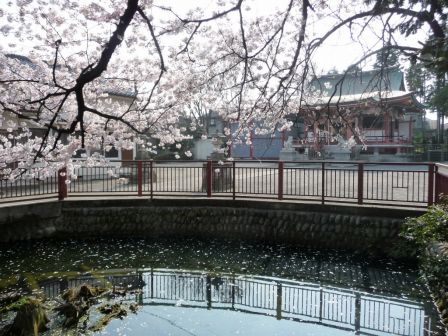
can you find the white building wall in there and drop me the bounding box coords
[398,117,411,141]
[193,139,214,160]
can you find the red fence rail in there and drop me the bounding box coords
[435,163,448,203]
[0,160,443,208]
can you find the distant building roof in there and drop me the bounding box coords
[313,90,408,104]
[308,67,425,112]
[310,67,405,97]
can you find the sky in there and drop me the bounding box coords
[151,0,360,73]
[0,0,428,73]
[0,0,433,121]
[151,0,428,73]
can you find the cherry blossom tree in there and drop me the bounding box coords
[0,0,446,178]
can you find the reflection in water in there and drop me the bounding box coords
[0,238,443,335]
[39,268,434,336]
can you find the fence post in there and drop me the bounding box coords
[206,274,212,309]
[321,162,325,205]
[232,161,236,200]
[276,282,282,320]
[231,273,235,309]
[58,167,67,200]
[354,292,361,334]
[150,267,154,299]
[206,160,212,198]
[278,161,284,200]
[150,160,154,200]
[428,163,435,206]
[435,165,440,203]
[137,271,144,305]
[137,160,143,197]
[357,162,364,205]
[319,287,323,322]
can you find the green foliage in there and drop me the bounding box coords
[365,0,447,76]
[430,85,448,115]
[0,296,36,314]
[401,203,448,251]
[420,37,448,74]
[423,247,448,289]
[406,63,431,103]
[401,198,448,327]
[411,130,426,156]
[373,46,400,69]
[155,138,195,160]
[412,130,424,145]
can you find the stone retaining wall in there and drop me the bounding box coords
[0,199,424,257]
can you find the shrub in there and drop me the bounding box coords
[401,198,448,252]
[401,196,448,328]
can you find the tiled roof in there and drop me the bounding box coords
[310,67,405,97]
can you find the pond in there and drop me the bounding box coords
[0,238,444,335]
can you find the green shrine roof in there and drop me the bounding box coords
[310,67,405,97]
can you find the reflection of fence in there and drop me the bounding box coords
[1,160,444,208]
[39,269,431,336]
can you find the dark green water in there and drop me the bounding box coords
[0,238,444,335]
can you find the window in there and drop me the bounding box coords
[362,116,383,129]
[105,146,119,158]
